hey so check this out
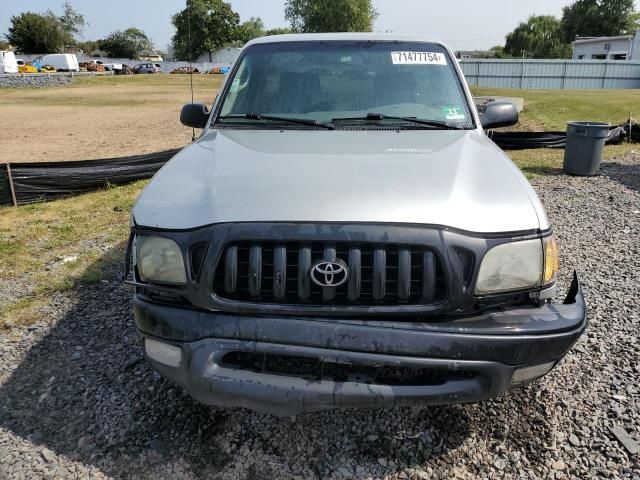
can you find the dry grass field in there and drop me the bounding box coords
[0,75,224,163]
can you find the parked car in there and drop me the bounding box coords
[0,50,18,74]
[170,66,200,74]
[39,65,57,73]
[127,33,587,417]
[32,54,79,72]
[132,63,161,74]
[16,59,38,74]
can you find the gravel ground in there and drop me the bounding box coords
[0,75,74,88]
[1,153,639,479]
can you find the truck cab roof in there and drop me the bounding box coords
[247,32,445,46]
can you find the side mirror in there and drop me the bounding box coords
[180,102,210,129]
[479,101,519,129]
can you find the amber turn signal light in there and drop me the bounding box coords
[543,236,559,285]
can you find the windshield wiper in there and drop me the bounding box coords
[219,113,335,130]
[333,113,466,130]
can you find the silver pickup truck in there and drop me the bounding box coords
[126,33,586,416]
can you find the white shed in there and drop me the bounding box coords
[572,31,640,60]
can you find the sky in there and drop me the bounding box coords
[1,0,638,52]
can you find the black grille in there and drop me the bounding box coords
[212,242,446,306]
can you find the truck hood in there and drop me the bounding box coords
[133,129,548,233]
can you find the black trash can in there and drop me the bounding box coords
[563,122,609,176]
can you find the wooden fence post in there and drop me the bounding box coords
[6,164,18,207]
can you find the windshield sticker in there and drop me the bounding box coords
[442,107,466,121]
[391,51,447,65]
[230,78,241,93]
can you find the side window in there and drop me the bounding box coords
[220,60,251,115]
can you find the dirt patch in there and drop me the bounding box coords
[0,76,224,163]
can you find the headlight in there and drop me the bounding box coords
[136,236,187,284]
[475,239,543,295]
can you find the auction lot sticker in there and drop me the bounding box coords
[442,107,466,121]
[391,51,447,65]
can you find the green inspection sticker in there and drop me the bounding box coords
[442,107,466,121]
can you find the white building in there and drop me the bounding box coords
[196,47,242,65]
[455,50,497,60]
[572,30,640,60]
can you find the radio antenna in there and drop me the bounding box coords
[187,0,196,142]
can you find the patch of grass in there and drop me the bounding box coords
[508,144,639,179]
[0,181,145,328]
[71,73,221,89]
[0,75,222,109]
[474,87,639,177]
[471,87,637,131]
[3,75,223,108]
[508,149,564,178]
[0,238,21,255]
[0,297,42,330]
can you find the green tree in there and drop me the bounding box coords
[76,40,100,54]
[265,27,293,36]
[489,45,513,59]
[100,28,154,59]
[58,1,87,37]
[236,17,265,44]
[505,15,571,59]
[285,0,377,33]
[561,0,637,42]
[4,3,86,53]
[630,11,640,31]
[5,11,71,53]
[0,40,10,50]
[171,0,240,61]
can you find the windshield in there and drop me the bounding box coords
[216,41,474,129]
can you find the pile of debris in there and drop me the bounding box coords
[79,62,105,73]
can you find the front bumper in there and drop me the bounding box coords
[134,274,587,416]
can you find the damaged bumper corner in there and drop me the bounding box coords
[134,273,587,416]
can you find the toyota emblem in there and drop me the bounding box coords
[310,260,349,287]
